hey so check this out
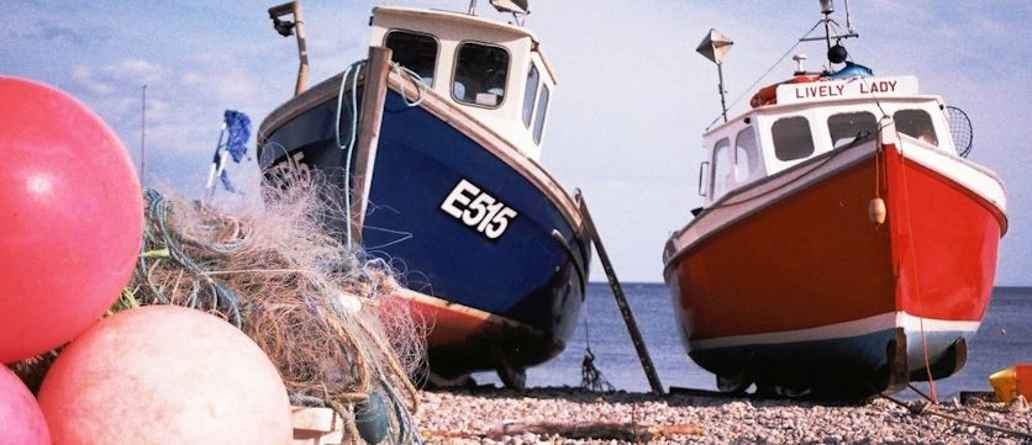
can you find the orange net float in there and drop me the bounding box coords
[37,306,292,445]
[750,75,822,108]
[0,77,143,363]
[0,367,50,445]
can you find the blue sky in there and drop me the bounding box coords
[6,0,1030,284]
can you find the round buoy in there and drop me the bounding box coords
[354,390,390,444]
[0,77,143,363]
[0,367,50,445]
[37,306,291,445]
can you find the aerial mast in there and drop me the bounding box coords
[696,29,734,123]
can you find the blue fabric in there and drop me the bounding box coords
[223,110,251,162]
[826,61,874,80]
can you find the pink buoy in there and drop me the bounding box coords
[38,306,291,445]
[0,76,143,363]
[0,366,50,445]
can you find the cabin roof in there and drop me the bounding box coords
[702,94,944,141]
[372,6,539,43]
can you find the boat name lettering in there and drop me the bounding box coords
[777,76,917,105]
[440,179,519,240]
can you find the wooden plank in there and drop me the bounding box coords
[348,46,393,246]
[579,194,664,394]
[290,406,338,433]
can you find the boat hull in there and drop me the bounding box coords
[664,137,1006,396]
[260,80,590,381]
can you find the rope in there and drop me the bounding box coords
[704,19,825,131]
[335,60,366,251]
[138,189,242,327]
[880,394,1032,440]
[390,63,427,107]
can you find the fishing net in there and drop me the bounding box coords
[121,162,429,443]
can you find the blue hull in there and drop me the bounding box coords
[260,87,590,377]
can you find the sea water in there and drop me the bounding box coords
[473,284,1032,398]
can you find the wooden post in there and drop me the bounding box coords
[578,193,665,394]
[290,1,309,96]
[268,1,309,96]
[348,46,393,246]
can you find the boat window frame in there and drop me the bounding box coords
[827,111,879,149]
[532,83,550,145]
[709,137,733,200]
[733,125,765,185]
[450,39,512,110]
[382,29,441,88]
[893,108,940,147]
[522,63,541,128]
[771,115,817,162]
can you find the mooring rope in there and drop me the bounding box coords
[880,394,1032,441]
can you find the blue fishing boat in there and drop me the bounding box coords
[257,1,590,388]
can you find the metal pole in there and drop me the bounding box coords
[717,63,727,123]
[140,84,147,186]
[578,194,665,394]
[291,2,309,96]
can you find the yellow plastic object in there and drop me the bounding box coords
[990,364,1032,403]
[990,367,1018,403]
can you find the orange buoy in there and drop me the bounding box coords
[0,77,143,363]
[990,364,1032,403]
[0,367,50,445]
[37,306,291,445]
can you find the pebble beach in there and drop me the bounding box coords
[416,388,1032,444]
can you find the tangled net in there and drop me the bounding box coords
[124,164,429,443]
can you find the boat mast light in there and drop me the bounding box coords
[696,28,733,123]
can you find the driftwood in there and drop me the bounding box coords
[419,422,703,442]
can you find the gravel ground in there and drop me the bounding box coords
[415,388,1032,444]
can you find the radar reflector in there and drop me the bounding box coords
[490,0,529,15]
[697,28,733,65]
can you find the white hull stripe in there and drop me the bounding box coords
[688,312,981,351]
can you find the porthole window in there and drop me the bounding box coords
[384,31,437,86]
[772,116,815,161]
[453,42,510,108]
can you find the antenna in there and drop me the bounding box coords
[696,28,733,123]
[468,0,478,15]
[268,1,309,96]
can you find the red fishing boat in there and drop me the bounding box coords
[664,2,1007,397]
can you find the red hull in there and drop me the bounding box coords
[664,139,1006,393]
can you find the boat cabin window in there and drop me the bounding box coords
[522,65,540,127]
[772,116,815,161]
[828,112,878,148]
[384,31,437,86]
[894,109,939,146]
[532,85,550,144]
[734,127,764,183]
[711,138,732,199]
[453,42,510,108]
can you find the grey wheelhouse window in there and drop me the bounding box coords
[522,65,540,127]
[894,109,939,146]
[772,116,815,161]
[711,138,732,199]
[532,85,550,144]
[385,31,436,86]
[734,126,764,183]
[453,42,510,108]
[828,112,877,148]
